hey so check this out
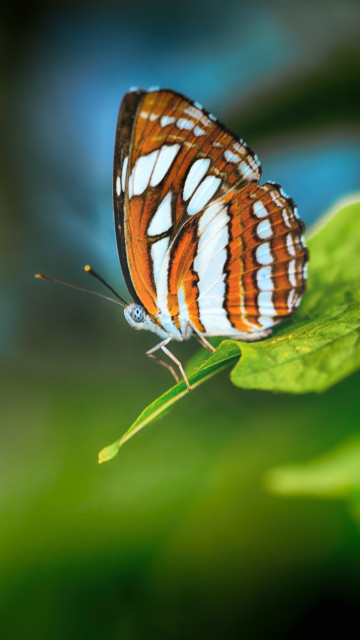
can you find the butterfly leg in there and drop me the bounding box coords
[146,339,180,384]
[161,344,192,391]
[188,322,216,353]
[195,333,216,353]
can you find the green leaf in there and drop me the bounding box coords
[230,196,360,392]
[264,438,360,498]
[98,340,240,463]
[264,437,360,527]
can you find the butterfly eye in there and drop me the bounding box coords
[131,304,145,323]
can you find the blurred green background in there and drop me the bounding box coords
[1,0,360,637]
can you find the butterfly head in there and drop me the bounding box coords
[124,302,163,335]
[124,302,146,330]
[124,302,171,339]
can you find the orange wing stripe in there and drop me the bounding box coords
[167,223,205,332]
[126,197,158,316]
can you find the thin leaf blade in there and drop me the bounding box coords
[98,340,241,463]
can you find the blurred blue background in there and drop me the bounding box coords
[1,0,360,637]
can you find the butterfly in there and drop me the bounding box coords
[112,88,308,389]
[36,88,308,391]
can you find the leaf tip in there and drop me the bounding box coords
[98,441,120,464]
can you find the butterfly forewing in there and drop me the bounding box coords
[113,88,307,340]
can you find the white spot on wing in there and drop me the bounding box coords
[177,118,194,130]
[115,175,121,196]
[224,150,241,163]
[286,233,296,257]
[256,219,273,240]
[148,192,172,236]
[258,291,276,316]
[151,237,170,311]
[257,266,274,291]
[183,158,210,202]
[160,115,176,127]
[239,160,254,178]
[253,201,268,218]
[130,149,159,196]
[150,144,180,187]
[193,125,205,136]
[188,175,221,215]
[256,242,273,265]
[121,157,128,192]
[288,259,297,287]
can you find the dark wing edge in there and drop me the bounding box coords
[113,89,145,304]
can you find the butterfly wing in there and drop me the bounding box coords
[113,89,261,315]
[113,88,308,339]
[170,181,308,337]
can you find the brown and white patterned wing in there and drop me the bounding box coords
[113,88,261,318]
[166,181,308,337]
[114,87,308,340]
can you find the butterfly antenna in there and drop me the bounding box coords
[84,265,127,305]
[34,272,126,308]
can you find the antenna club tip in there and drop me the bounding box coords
[84,264,91,272]
[34,273,43,279]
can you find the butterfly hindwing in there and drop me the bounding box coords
[182,182,307,334]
